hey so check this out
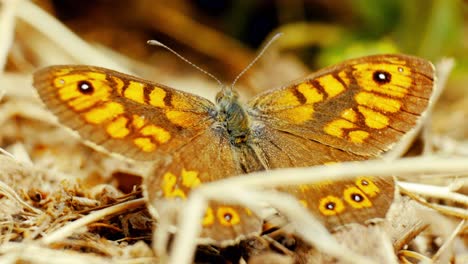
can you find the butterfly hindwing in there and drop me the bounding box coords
[144,128,263,245]
[247,126,394,229]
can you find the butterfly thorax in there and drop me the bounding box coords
[215,88,251,146]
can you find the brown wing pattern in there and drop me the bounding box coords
[248,54,435,157]
[249,126,394,230]
[33,66,215,160]
[144,128,262,245]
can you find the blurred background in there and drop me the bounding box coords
[30,0,465,73]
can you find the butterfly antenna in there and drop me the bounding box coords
[147,40,223,87]
[230,32,283,90]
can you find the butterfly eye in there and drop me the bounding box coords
[77,80,94,94]
[372,71,391,84]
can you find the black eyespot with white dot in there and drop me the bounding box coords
[77,80,94,94]
[325,202,336,210]
[373,70,391,84]
[351,193,364,202]
[224,213,233,222]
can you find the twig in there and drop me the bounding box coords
[42,198,145,244]
[0,0,18,71]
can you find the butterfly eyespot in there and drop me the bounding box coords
[77,80,94,94]
[217,207,240,226]
[398,67,404,72]
[351,193,364,202]
[326,202,336,210]
[343,186,372,208]
[372,71,391,84]
[318,196,345,216]
[355,176,380,197]
[224,213,232,221]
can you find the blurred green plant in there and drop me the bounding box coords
[264,0,465,69]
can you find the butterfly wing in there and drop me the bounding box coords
[34,65,262,245]
[33,65,215,161]
[248,54,435,157]
[144,127,262,246]
[246,54,434,229]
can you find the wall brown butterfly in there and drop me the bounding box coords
[33,54,434,245]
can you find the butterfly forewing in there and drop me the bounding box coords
[248,54,435,157]
[33,65,215,161]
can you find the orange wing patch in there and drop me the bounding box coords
[106,116,130,138]
[348,130,370,143]
[132,114,145,129]
[124,81,145,104]
[276,106,315,124]
[159,169,244,229]
[104,112,173,152]
[133,137,156,152]
[55,73,111,111]
[84,102,124,124]
[202,207,215,226]
[317,74,346,98]
[140,125,171,144]
[341,108,358,122]
[353,63,412,98]
[148,87,167,108]
[253,81,326,124]
[324,119,355,138]
[355,92,402,113]
[160,169,202,199]
[165,110,201,128]
[355,177,381,197]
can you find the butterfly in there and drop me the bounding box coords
[33,54,435,246]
